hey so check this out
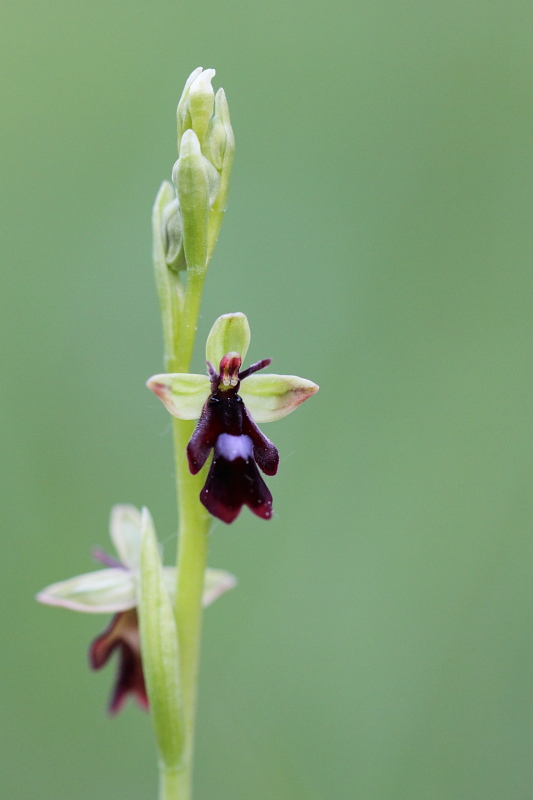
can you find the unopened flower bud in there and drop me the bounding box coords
[205,89,234,173]
[177,66,202,150]
[173,129,209,274]
[205,89,235,257]
[161,198,187,272]
[172,153,220,208]
[172,69,235,268]
[204,112,226,172]
[176,67,218,153]
[188,68,216,146]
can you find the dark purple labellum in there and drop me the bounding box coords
[187,356,279,524]
[89,609,148,714]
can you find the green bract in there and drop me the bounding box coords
[152,181,184,363]
[187,68,216,146]
[139,508,184,770]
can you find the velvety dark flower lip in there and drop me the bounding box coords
[146,312,319,525]
[200,438,273,523]
[89,609,148,714]
[187,354,280,523]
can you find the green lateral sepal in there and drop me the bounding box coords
[146,373,210,419]
[239,374,319,422]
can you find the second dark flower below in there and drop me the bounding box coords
[90,608,148,714]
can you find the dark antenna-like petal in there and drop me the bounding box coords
[238,358,271,381]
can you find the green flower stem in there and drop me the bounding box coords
[172,417,210,772]
[173,272,206,373]
[159,269,211,800]
[160,766,190,800]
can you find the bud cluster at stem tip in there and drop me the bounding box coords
[157,67,235,277]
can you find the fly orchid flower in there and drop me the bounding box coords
[147,313,319,524]
[36,504,236,713]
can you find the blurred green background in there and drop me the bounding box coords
[2,1,533,798]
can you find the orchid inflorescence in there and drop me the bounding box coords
[36,67,318,800]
